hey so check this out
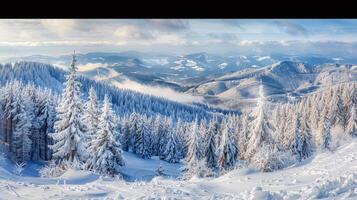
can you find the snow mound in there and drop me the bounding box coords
[60,169,99,185]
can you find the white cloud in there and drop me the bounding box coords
[154,34,186,45]
[41,19,78,36]
[147,19,189,31]
[0,40,112,47]
[114,25,154,41]
[237,40,261,46]
[114,25,186,46]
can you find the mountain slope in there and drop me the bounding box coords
[188,61,357,109]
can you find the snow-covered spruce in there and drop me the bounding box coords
[88,94,125,176]
[49,53,88,167]
[83,87,100,146]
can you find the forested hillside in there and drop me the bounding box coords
[0,55,355,179]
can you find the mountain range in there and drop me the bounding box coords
[2,52,356,109]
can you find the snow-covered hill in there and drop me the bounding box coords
[188,61,357,109]
[1,139,357,199]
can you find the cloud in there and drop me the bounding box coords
[114,25,154,41]
[114,25,186,46]
[237,40,262,46]
[0,40,112,47]
[41,19,78,36]
[218,19,245,30]
[207,33,238,40]
[147,19,189,31]
[273,21,308,36]
[112,79,203,103]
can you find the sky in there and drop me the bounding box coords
[1,19,357,58]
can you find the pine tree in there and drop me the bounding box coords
[50,52,87,166]
[38,90,56,160]
[320,116,332,150]
[128,112,140,152]
[185,117,202,165]
[89,94,125,175]
[346,104,357,137]
[120,115,131,152]
[134,116,152,159]
[218,117,239,170]
[163,128,180,163]
[11,93,32,162]
[205,116,220,173]
[289,112,304,161]
[158,117,172,159]
[83,87,100,146]
[246,80,272,160]
[300,113,313,159]
[335,93,347,128]
[197,119,207,151]
[238,113,249,159]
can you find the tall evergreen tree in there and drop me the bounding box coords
[346,104,357,137]
[38,90,56,160]
[83,87,100,144]
[163,128,181,163]
[11,92,32,162]
[320,116,332,150]
[238,113,249,159]
[89,94,125,175]
[205,116,220,173]
[185,117,202,164]
[134,116,152,159]
[50,52,87,166]
[218,117,239,170]
[246,80,272,160]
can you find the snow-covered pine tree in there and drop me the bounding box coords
[1,81,20,152]
[238,113,250,160]
[320,116,332,150]
[218,116,239,171]
[134,115,152,159]
[11,92,32,162]
[334,93,347,129]
[205,115,220,174]
[128,112,141,152]
[177,118,189,158]
[83,87,100,146]
[346,104,357,137]
[150,115,161,156]
[163,127,181,163]
[197,119,207,157]
[185,117,202,165]
[120,114,131,152]
[89,94,125,175]
[245,80,272,160]
[299,112,313,160]
[38,89,56,160]
[158,117,173,159]
[288,112,304,161]
[23,85,41,161]
[50,52,87,166]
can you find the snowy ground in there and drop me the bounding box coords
[1,141,357,200]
